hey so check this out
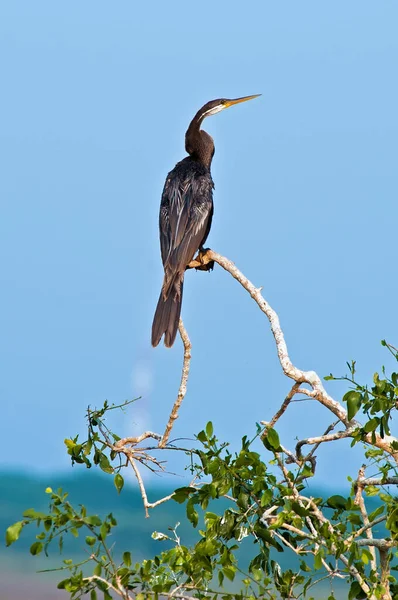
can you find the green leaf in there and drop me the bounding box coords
[314,552,323,570]
[85,515,102,527]
[197,430,207,443]
[223,566,236,581]
[85,536,97,546]
[122,551,132,567]
[99,454,113,474]
[186,499,199,527]
[100,523,109,541]
[364,418,379,433]
[30,541,43,555]
[172,487,196,503]
[84,438,93,456]
[364,485,379,497]
[300,560,312,573]
[369,505,384,521]
[114,473,124,494]
[22,508,47,520]
[260,489,273,507]
[90,590,97,600]
[266,428,280,450]
[343,391,362,420]
[326,495,347,510]
[348,581,366,600]
[206,421,214,438]
[291,501,308,517]
[237,492,249,510]
[64,438,75,449]
[361,549,371,565]
[218,570,224,587]
[5,521,24,546]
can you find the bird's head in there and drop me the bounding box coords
[185,94,260,167]
[197,94,261,121]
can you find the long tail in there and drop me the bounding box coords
[151,275,184,348]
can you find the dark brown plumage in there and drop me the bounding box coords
[152,95,260,348]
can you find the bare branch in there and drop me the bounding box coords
[296,427,356,459]
[268,382,301,427]
[82,575,130,599]
[114,431,162,448]
[350,515,387,541]
[356,539,395,549]
[200,249,398,463]
[379,545,392,600]
[128,456,176,517]
[354,465,377,572]
[160,319,192,448]
[359,476,398,486]
[129,457,151,518]
[273,530,306,554]
[303,420,340,465]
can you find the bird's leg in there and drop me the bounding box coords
[198,247,215,271]
[186,247,214,272]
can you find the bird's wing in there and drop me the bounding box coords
[159,180,172,266]
[162,174,213,276]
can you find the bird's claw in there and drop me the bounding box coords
[186,248,214,272]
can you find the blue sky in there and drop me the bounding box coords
[1,1,397,487]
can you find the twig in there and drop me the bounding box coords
[349,515,387,541]
[82,575,129,599]
[273,530,306,554]
[160,320,192,448]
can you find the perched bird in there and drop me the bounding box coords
[151,95,260,348]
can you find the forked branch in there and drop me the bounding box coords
[197,249,398,462]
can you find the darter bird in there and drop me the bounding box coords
[152,95,260,348]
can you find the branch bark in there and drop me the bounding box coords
[354,465,377,572]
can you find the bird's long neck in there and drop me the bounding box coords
[185,111,214,169]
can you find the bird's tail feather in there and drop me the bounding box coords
[151,277,184,348]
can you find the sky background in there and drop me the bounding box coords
[1,1,398,489]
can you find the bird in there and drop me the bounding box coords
[151,94,260,348]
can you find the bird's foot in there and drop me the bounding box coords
[186,248,214,272]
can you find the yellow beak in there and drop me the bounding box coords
[223,94,261,108]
